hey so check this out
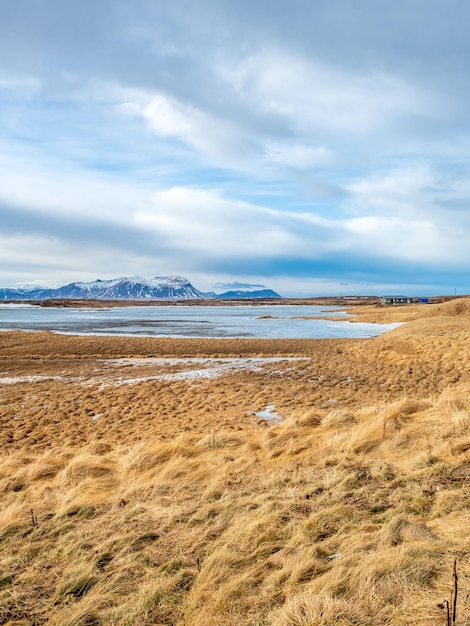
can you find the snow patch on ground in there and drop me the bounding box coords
[105,357,307,367]
[0,376,66,385]
[99,357,309,387]
[256,405,283,424]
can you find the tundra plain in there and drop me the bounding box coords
[1,299,469,625]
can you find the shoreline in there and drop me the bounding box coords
[2,293,466,309]
[1,296,380,308]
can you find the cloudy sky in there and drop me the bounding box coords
[1,0,470,296]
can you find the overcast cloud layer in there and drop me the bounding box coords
[1,0,470,296]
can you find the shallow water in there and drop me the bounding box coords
[0,304,399,339]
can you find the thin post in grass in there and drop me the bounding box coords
[440,559,458,625]
[452,558,458,624]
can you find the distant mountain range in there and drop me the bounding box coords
[0,276,282,301]
[212,289,282,300]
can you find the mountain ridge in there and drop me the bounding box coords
[0,276,282,301]
[215,289,281,300]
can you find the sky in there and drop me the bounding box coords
[1,0,470,297]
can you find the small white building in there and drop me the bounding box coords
[380,295,412,305]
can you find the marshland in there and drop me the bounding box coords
[1,299,469,625]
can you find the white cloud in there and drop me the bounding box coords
[1,123,470,290]
[0,142,151,222]
[0,230,181,288]
[345,216,441,259]
[343,164,470,265]
[347,166,436,217]
[0,233,96,282]
[116,49,433,177]
[221,50,430,136]
[123,89,336,172]
[136,187,304,257]
[126,94,260,165]
[347,163,470,228]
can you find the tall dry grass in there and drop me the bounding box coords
[2,301,470,624]
[1,382,469,625]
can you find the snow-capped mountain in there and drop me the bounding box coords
[0,276,208,301]
[0,276,284,301]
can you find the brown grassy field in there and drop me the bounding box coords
[1,299,469,625]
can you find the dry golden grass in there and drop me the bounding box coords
[1,299,470,624]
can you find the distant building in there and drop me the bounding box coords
[380,295,412,305]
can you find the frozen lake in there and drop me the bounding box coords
[0,304,399,339]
